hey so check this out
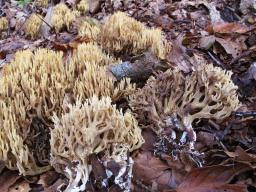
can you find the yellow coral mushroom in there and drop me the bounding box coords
[0,17,8,31]
[24,13,43,38]
[130,64,240,145]
[77,0,89,13]
[35,0,48,7]
[51,3,79,32]
[70,42,117,68]
[69,43,134,101]
[74,62,136,102]
[50,96,144,191]
[100,12,171,59]
[78,19,100,41]
[0,45,135,175]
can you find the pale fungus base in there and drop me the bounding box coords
[50,96,144,191]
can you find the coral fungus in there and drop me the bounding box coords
[0,17,8,31]
[0,43,136,175]
[0,49,64,175]
[130,64,240,145]
[24,13,43,38]
[70,42,117,68]
[78,18,100,41]
[73,63,136,102]
[35,0,48,7]
[50,96,144,191]
[51,3,79,32]
[100,12,171,59]
[77,0,89,14]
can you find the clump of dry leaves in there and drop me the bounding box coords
[0,0,256,192]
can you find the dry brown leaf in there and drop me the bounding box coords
[215,37,246,58]
[0,170,21,192]
[37,171,59,188]
[212,22,250,34]
[166,34,193,73]
[165,164,249,192]
[225,146,256,164]
[199,35,216,50]
[133,152,182,190]
[9,179,31,192]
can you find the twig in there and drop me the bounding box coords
[35,13,53,30]
[234,111,256,118]
[207,51,226,69]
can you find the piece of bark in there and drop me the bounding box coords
[108,51,168,82]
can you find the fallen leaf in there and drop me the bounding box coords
[0,170,21,192]
[212,22,250,34]
[89,0,101,14]
[215,37,246,58]
[166,34,193,73]
[9,179,31,192]
[37,171,59,188]
[199,35,216,50]
[200,1,223,24]
[165,164,249,192]
[133,152,183,190]
[225,146,256,165]
[44,178,66,192]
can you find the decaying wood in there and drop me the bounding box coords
[108,51,169,82]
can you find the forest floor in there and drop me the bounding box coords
[0,0,256,192]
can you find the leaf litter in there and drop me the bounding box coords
[0,0,256,192]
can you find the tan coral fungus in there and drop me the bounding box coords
[69,42,117,68]
[50,96,144,191]
[74,62,136,102]
[0,49,65,175]
[77,0,89,13]
[100,12,171,59]
[0,17,8,31]
[78,19,100,41]
[51,3,79,32]
[24,13,43,38]
[0,44,136,175]
[68,43,135,101]
[35,0,48,7]
[69,43,135,102]
[130,64,240,145]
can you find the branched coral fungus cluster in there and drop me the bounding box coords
[100,12,171,59]
[21,9,171,59]
[0,9,241,192]
[130,64,240,148]
[0,41,137,175]
[51,96,144,191]
[0,13,147,189]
